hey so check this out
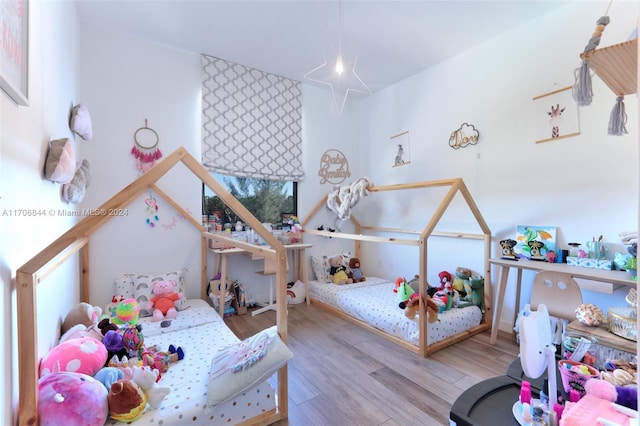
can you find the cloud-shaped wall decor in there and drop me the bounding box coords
[449,123,479,149]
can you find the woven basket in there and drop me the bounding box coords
[607,306,637,341]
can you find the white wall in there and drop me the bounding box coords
[76,1,638,331]
[0,2,80,423]
[357,0,639,330]
[77,26,203,307]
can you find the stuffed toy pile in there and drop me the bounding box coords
[38,301,185,425]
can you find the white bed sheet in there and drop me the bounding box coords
[309,277,482,346]
[107,299,276,425]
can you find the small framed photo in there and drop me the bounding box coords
[533,86,579,144]
[391,130,411,167]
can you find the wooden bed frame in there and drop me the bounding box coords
[16,147,289,426]
[301,178,493,357]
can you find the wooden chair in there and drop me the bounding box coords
[530,271,583,320]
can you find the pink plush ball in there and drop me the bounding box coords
[38,371,108,426]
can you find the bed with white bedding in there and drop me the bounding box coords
[309,277,483,348]
[106,299,277,425]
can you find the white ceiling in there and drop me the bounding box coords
[75,0,572,93]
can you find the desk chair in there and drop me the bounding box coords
[530,271,583,345]
[530,271,583,319]
[252,254,289,316]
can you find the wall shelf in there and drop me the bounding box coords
[581,38,638,96]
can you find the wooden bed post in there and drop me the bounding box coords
[16,270,39,426]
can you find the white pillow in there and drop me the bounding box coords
[113,274,135,299]
[206,325,293,412]
[70,103,93,141]
[310,252,351,282]
[130,269,188,317]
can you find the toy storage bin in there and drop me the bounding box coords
[558,360,599,397]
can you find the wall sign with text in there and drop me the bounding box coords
[318,149,351,185]
[449,123,479,149]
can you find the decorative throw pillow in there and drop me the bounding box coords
[70,103,93,141]
[310,252,351,282]
[206,325,293,412]
[44,138,76,184]
[113,274,135,300]
[132,269,188,317]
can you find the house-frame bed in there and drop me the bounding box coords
[16,147,290,425]
[301,178,493,357]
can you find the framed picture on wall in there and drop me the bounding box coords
[0,0,29,105]
[390,130,411,167]
[533,85,579,144]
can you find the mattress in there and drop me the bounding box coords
[107,299,276,425]
[309,277,482,346]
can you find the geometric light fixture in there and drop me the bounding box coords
[304,0,371,114]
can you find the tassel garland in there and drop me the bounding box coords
[608,96,628,136]
[131,145,163,163]
[572,60,593,106]
[572,15,610,106]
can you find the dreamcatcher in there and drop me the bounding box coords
[131,119,162,227]
[131,119,163,173]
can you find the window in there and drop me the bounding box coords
[202,174,297,228]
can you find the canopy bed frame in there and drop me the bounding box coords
[301,178,493,357]
[16,147,290,425]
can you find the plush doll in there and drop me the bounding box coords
[38,371,108,426]
[61,302,103,336]
[585,378,638,410]
[132,365,171,409]
[111,298,140,325]
[147,280,183,321]
[108,379,147,422]
[328,255,353,285]
[394,277,415,304]
[452,267,472,296]
[401,293,439,322]
[40,337,108,378]
[348,258,366,282]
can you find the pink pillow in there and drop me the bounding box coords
[40,337,107,377]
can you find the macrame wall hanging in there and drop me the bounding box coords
[572,0,635,136]
[131,119,162,227]
[326,177,372,229]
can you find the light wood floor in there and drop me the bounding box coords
[224,302,520,426]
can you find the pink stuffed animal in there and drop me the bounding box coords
[147,280,182,322]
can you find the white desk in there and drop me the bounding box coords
[489,257,636,344]
[209,243,312,317]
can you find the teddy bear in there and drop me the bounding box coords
[147,280,183,321]
[328,255,353,285]
[348,257,366,282]
[400,293,439,322]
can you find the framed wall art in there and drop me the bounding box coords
[515,225,557,259]
[533,85,579,144]
[390,130,411,167]
[0,0,29,105]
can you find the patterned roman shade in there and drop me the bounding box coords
[201,54,304,181]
